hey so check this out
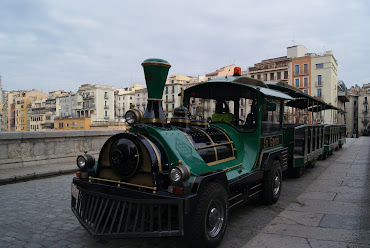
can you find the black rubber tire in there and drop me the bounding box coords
[307,161,315,168]
[321,153,327,160]
[291,166,304,178]
[261,160,282,204]
[185,183,229,248]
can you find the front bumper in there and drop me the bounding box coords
[71,178,195,238]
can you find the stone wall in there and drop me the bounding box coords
[0,130,124,170]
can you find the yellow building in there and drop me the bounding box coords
[54,117,91,130]
[14,90,47,131]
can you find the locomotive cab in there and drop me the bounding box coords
[71,59,293,248]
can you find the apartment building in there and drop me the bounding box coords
[248,45,339,124]
[248,57,290,82]
[205,64,238,79]
[56,92,77,118]
[0,76,3,104]
[14,90,47,131]
[114,84,144,120]
[76,84,114,122]
[345,84,370,137]
[337,80,349,125]
[1,91,17,131]
[54,117,91,130]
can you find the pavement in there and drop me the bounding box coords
[243,137,370,248]
[0,162,77,185]
[0,137,369,248]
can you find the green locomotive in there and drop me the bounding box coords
[71,58,293,247]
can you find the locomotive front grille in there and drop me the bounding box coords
[72,184,184,238]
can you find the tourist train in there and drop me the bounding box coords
[71,59,345,247]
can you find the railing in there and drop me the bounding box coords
[104,105,109,109]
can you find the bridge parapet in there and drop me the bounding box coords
[0,130,123,170]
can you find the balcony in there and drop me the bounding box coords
[293,71,309,76]
[165,99,175,103]
[315,81,323,87]
[104,115,110,119]
[104,94,109,99]
[363,109,368,114]
[82,94,94,100]
[364,100,368,105]
[104,105,109,109]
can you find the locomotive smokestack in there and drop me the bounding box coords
[141,58,171,127]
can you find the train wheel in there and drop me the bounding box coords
[185,183,229,248]
[261,160,282,204]
[290,166,304,178]
[322,153,328,160]
[307,161,315,168]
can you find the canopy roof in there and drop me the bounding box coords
[183,76,293,101]
[266,81,339,111]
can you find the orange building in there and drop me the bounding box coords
[54,117,91,130]
[291,56,311,95]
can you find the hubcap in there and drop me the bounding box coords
[273,173,281,196]
[207,199,224,238]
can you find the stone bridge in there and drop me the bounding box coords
[0,130,124,170]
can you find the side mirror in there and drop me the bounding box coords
[267,101,276,111]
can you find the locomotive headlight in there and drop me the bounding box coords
[169,165,191,182]
[77,156,86,169]
[170,167,182,182]
[125,109,143,125]
[76,153,95,171]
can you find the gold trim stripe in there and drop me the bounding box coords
[223,162,242,172]
[137,134,162,172]
[193,127,218,161]
[88,176,157,194]
[213,127,235,157]
[141,62,171,68]
[170,118,191,123]
[195,141,234,151]
[143,118,167,123]
[207,156,236,166]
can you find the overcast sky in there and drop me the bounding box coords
[1,0,369,93]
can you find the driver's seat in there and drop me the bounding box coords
[212,113,234,123]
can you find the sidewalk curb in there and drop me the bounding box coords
[0,168,77,185]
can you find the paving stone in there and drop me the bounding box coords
[271,210,324,227]
[263,223,370,244]
[296,191,336,201]
[334,192,370,203]
[287,198,366,216]
[242,233,311,248]
[319,214,370,230]
[307,239,349,248]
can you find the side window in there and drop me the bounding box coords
[262,98,281,134]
